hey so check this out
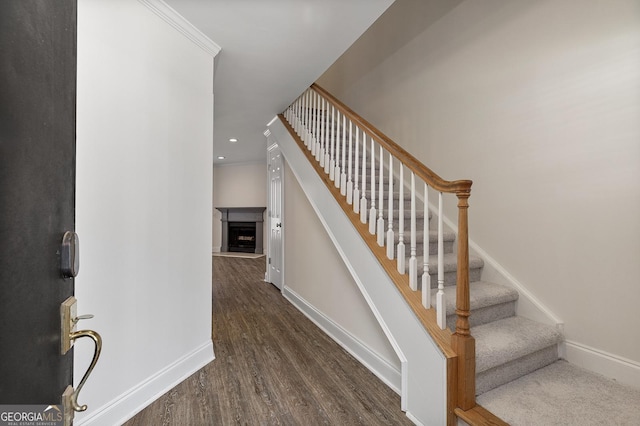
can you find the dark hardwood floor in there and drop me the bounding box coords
[124,256,411,425]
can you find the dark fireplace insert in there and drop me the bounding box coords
[228,222,257,253]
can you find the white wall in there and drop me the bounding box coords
[76,1,215,424]
[212,162,267,252]
[318,0,640,370]
[283,161,400,376]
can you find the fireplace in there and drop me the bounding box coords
[216,207,266,254]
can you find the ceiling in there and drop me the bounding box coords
[162,0,394,165]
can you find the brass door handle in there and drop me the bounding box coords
[69,329,102,412]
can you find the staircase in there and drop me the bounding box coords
[371,173,563,402]
[271,84,639,425]
[351,145,564,416]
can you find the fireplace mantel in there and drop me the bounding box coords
[216,207,266,253]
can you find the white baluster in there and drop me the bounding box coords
[397,165,405,274]
[340,114,347,194]
[319,97,326,167]
[346,121,353,204]
[368,136,376,234]
[284,100,295,125]
[323,105,336,174]
[300,92,306,141]
[324,100,330,173]
[409,172,418,291]
[376,145,385,246]
[334,110,341,188]
[311,93,320,157]
[422,182,431,309]
[353,124,360,213]
[315,97,327,162]
[359,131,367,223]
[302,94,307,136]
[329,105,336,181]
[313,95,325,161]
[304,90,314,149]
[296,94,304,137]
[437,192,446,329]
[292,99,300,136]
[298,95,303,137]
[386,154,394,259]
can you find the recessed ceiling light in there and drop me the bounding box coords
[229,138,238,143]
[217,156,225,160]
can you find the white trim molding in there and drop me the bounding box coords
[76,340,214,426]
[283,286,401,394]
[138,0,221,58]
[565,340,640,389]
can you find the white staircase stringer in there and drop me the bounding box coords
[269,118,446,426]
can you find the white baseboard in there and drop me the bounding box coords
[76,340,215,426]
[565,340,640,389]
[406,411,426,426]
[282,286,402,394]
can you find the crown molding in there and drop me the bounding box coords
[138,0,221,58]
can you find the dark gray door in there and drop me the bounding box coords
[0,0,77,404]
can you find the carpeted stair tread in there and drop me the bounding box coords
[390,208,427,220]
[477,360,640,425]
[474,316,561,373]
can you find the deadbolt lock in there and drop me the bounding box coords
[61,231,79,278]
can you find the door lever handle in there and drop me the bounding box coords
[72,314,94,325]
[69,329,102,412]
[60,297,102,413]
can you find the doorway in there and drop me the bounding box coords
[267,144,284,289]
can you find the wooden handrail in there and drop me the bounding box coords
[311,83,472,195]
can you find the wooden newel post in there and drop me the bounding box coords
[452,190,476,410]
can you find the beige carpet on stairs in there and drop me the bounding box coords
[477,360,640,425]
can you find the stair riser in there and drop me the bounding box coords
[362,197,421,210]
[476,345,558,395]
[446,301,516,330]
[416,267,483,287]
[385,242,453,258]
[392,240,454,256]
[396,241,454,255]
